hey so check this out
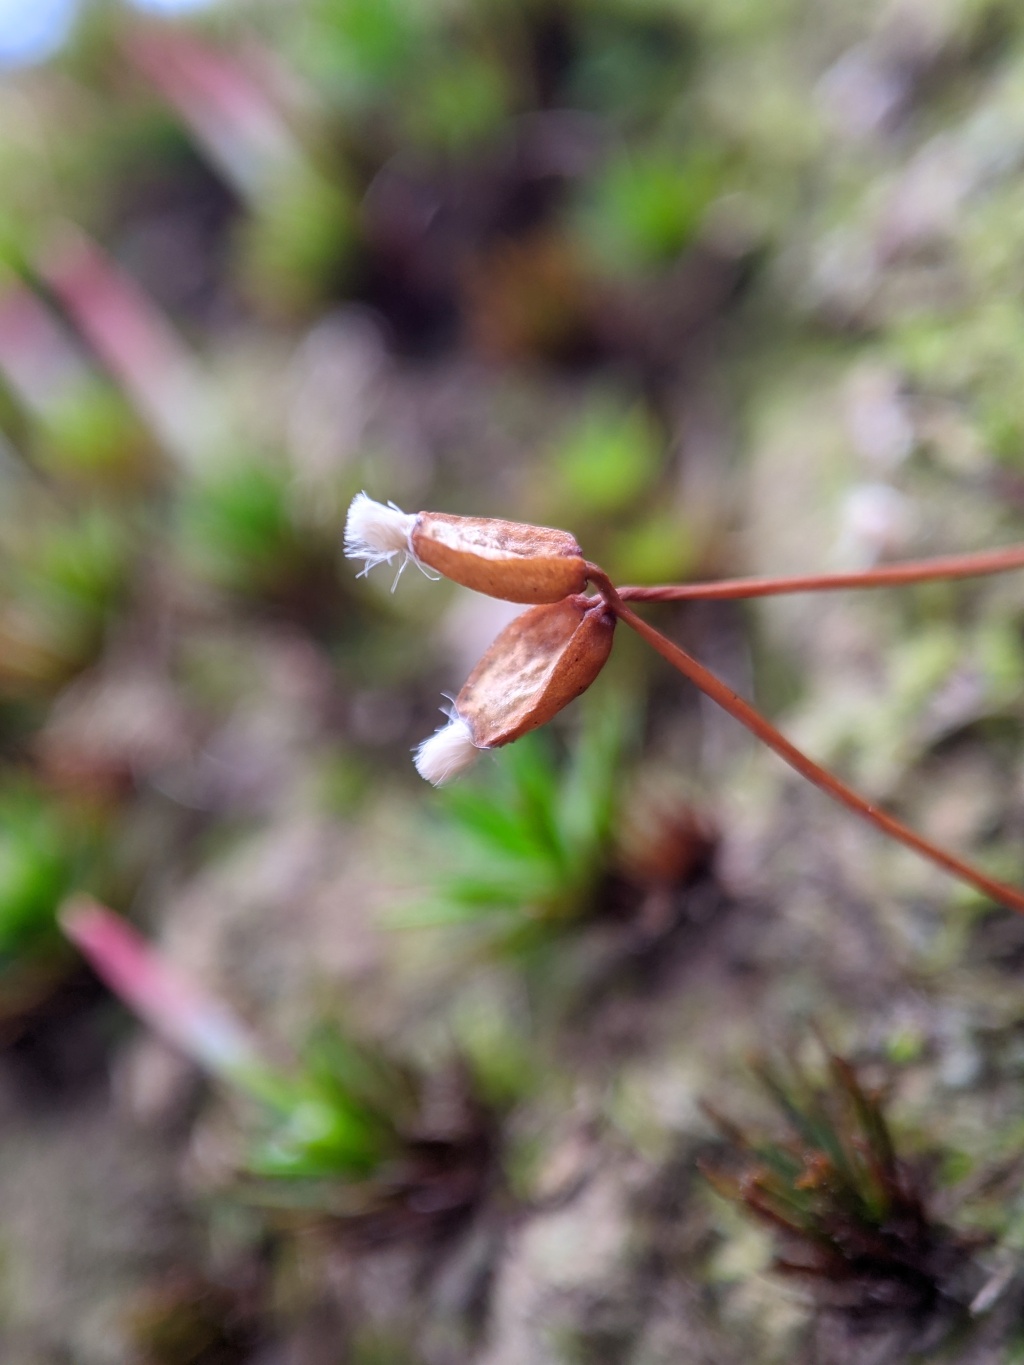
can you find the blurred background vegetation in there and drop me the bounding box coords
[4,0,1024,1361]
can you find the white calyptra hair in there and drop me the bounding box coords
[414,716,481,786]
[344,493,417,578]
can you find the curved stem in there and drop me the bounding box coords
[611,599,1024,916]
[618,543,1024,604]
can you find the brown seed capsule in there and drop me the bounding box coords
[411,512,588,603]
[414,595,615,784]
[458,594,615,744]
[344,494,590,603]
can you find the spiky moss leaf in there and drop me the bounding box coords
[407,695,631,945]
[248,1031,411,1181]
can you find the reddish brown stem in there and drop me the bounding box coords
[618,543,1024,604]
[610,598,1024,916]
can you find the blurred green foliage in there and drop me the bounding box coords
[553,393,663,515]
[36,381,147,484]
[249,1029,413,1182]
[176,456,300,595]
[409,695,630,946]
[403,52,510,153]
[0,501,132,696]
[0,783,100,963]
[574,146,724,274]
[235,173,356,316]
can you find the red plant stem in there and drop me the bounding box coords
[609,597,1024,915]
[617,543,1024,603]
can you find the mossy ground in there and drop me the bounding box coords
[2,1,1024,1361]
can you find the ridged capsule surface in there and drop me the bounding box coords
[457,595,615,748]
[411,512,588,603]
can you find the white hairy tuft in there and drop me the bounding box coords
[413,716,482,786]
[344,493,417,578]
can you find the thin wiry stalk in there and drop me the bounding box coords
[617,542,1024,603]
[590,568,1024,914]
